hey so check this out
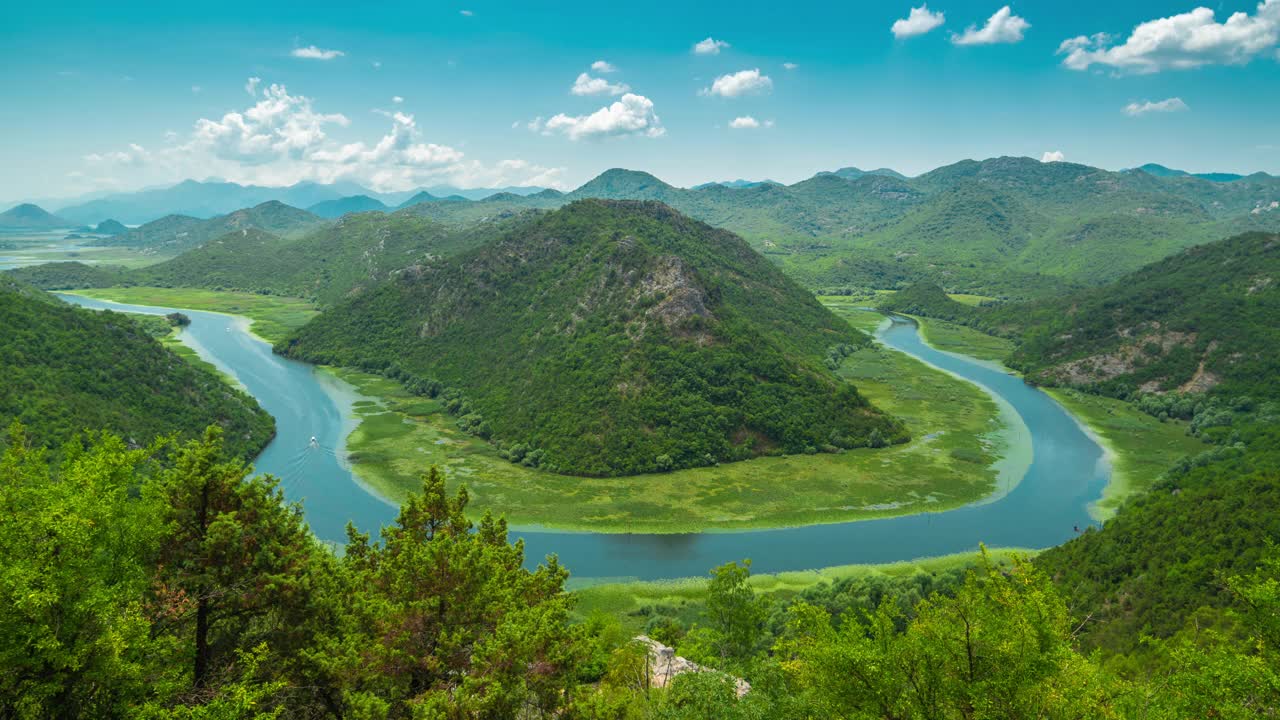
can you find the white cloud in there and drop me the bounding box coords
[570,72,631,97]
[85,143,151,167]
[191,85,202,94]
[701,68,773,98]
[1041,150,1066,162]
[291,45,345,60]
[533,93,664,141]
[728,116,774,129]
[392,95,404,104]
[1059,1,1280,74]
[693,37,730,55]
[1123,97,1189,116]
[83,79,564,191]
[245,77,261,96]
[952,6,1030,45]
[460,9,474,16]
[892,5,946,39]
[783,62,798,70]
[591,60,618,73]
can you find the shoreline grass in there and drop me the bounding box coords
[569,547,1035,629]
[1045,388,1206,521]
[68,286,317,344]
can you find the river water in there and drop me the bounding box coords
[60,295,1107,581]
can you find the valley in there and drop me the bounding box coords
[4,159,1276,717]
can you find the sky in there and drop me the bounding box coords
[2,0,1278,201]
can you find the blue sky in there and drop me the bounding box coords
[2,0,1278,200]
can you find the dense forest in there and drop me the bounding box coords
[3,420,1278,718]
[281,200,906,476]
[0,281,273,458]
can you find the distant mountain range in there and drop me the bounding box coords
[0,203,70,229]
[388,160,1280,294]
[692,179,783,190]
[98,201,328,254]
[1124,163,1263,183]
[43,180,553,225]
[15,156,1280,298]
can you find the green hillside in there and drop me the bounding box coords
[0,282,273,457]
[3,261,129,290]
[1002,232,1280,399]
[307,194,388,218]
[102,200,328,253]
[281,200,905,476]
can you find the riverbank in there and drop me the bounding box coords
[70,287,317,344]
[1045,388,1205,520]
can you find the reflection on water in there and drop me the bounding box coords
[59,295,1109,581]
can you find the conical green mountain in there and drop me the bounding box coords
[281,200,905,476]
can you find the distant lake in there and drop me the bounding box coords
[0,228,127,270]
[60,294,1109,581]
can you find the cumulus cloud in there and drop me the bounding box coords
[245,77,261,96]
[728,116,774,129]
[570,73,631,96]
[1059,1,1280,74]
[83,79,565,191]
[291,45,345,60]
[591,60,618,73]
[459,9,473,16]
[532,93,664,140]
[1123,97,1189,116]
[701,69,773,97]
[392,96,404,104]
[952,6,1030,45]
[1041,150,1066,162]
[892,5,946,39]
[783,62,798,70]
[693,37,730,55]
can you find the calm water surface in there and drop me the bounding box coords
[61,295,1108,581]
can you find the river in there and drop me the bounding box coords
[59,295,1108,581]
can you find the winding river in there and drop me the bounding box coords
[60,294,1108,581]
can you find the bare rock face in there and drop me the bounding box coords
[634,635,750,698]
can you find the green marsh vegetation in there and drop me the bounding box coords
[69,286,318,344]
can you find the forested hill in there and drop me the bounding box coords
[100,200,328,253]
[133,211,535,306]
[881,232,1280,400]
[1002,232,1280,399]
[281,200,905,476]
[0,283,273,457]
